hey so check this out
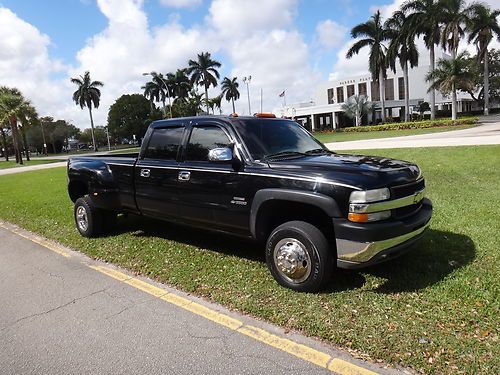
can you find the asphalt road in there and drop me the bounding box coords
[0,224,393,375]
[326,118,500,151]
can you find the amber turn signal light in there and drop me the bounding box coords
[348,213,369,223]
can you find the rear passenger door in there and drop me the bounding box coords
[135,125,185,220]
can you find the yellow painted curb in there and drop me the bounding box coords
[90,264,379,375]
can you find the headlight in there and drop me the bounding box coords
[349,188,390,203]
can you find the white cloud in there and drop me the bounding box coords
[159,0,202,8]
[315,19,348,50]
[208,0,297,38]
[0,7,71,122]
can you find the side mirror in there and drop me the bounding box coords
[208,147,233,162]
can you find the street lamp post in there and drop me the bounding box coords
[105,126,111,151]
[243,76,252,115]
[40,119,48,155]
[142,72,173,119]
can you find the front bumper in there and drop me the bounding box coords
[334,198,432,269]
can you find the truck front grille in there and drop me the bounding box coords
[390,179,425,219]
[390,179,425,199]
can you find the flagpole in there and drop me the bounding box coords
[260,88,263,113]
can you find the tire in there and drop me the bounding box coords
[74,196,104,238]
[265,221,333,292]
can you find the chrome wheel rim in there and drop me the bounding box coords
[76,206,88,232]
[273,238,311,284]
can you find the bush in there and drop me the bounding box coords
[339,117,478,133]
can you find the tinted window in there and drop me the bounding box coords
[186,126,231,161]
[145,127,183,160]
[234,119,325,160]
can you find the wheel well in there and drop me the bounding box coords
[68,180,88,202]
[254,200,335,244]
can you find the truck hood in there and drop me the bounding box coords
[267,153,421,190]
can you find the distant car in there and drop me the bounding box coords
[67,114,432,292]
[78,144,88,150]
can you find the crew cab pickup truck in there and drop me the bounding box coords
[67,115,432,292]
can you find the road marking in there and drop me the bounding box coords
[0,224,380,375]
[0,222,70,258]
[90,264,379,375]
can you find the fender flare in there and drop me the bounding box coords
[250,189,342,239]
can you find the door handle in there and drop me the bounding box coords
[140,169,150,178]
[178,171,191,181]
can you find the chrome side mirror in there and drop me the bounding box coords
[208,147,233,162]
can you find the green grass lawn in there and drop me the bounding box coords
[314,124,476,143]
[0,159,61,169]
[0,145,498,374]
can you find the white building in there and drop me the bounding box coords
[275,52,481,131]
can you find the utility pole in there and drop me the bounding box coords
[243,76,252,115]
[260,88,263,113]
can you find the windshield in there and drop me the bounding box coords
[233,119,328,161]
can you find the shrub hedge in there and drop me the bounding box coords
[339,117,479,133]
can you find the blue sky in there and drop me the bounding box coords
[0,0,497,127]
[1,0,381,76]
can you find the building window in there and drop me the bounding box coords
[346,84,355,98]
[371,81,380,101]
[336,87,344,103]
[398,77,405,100]
[385,78,394,100]
[358,83,367,97]
[327,88,334,104]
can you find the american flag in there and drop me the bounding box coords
[278,90,285,97]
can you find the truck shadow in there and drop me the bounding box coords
[111,217,475,293]
[112,214,266,263]
[360,229,476,294]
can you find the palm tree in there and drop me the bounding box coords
[440,0,469,58]
[402,0,443,120]
[169,69,191,103]
[70,71,103,151]
[426,52,475,120]
[466,3,500,116]
[187,52,221,114]
[221,77,240,113]
[346,10,390,123]
[0,86,32,164]
[209,94,223,115]
[386,10,419,122]
[17,102,38,161]
[142,72,169,117]
[341,95,373,126]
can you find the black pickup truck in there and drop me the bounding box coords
[67,115,432,292]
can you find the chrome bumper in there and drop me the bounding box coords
[336,222,430,264]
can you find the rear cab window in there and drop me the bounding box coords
[144,126,184,160]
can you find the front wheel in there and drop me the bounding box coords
[265,221,333,292]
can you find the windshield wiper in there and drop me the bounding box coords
[263,151,307,160]
[305,148,332,155]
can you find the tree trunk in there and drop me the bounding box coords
[430,46,436,120]
[403,62,410,123]
[20,126,30,161]
[379,69,386,123]
[10,117,23,165]
[0,127,9,161]
[452,82,457,121]
[205,85,210,114]
[231,98,235,114]
[88,107,98,152]
[484,48,489,116]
